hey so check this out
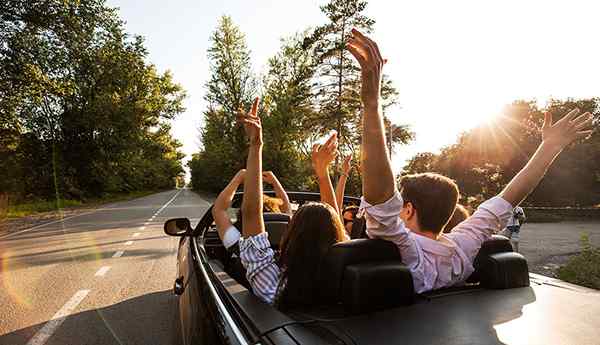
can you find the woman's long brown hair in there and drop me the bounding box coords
[276,202,346,310]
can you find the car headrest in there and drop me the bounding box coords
[478,252,530,289]
[263,212,291,222]
[468,234,529,288]
[342,261,414,314]
[468,234,514,283]
[318,239,401,302]
[265,221,288,250]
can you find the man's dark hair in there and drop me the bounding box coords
[399,173,459,234]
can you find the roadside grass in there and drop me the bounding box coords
[4,190,164,218]
[557,233,600,290]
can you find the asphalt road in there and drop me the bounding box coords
[0,189,210,345]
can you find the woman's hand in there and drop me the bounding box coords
[234,169,246,183]
[237,97,262,147]
[341,155,352,176]
[311,132,338,177]
[262,171,278,185]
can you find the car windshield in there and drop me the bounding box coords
[2,1,599,344]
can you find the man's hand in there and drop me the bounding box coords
[311,132,338,177]
[341,155,352,176]
[499,108,594,207]
[262,171,278,185]
[237,97,262,146]
[346,29,385,110]
[542,109,593,151]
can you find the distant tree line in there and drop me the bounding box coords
[0,0,186,203]
[189,0,413,194]
[402,99,600,207]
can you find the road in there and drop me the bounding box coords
[518,220,600,275]
[0,189,210,345]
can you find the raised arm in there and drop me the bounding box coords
[311,132,340,216]
[262,171,292,214]
[237,98,265,238]
[212,169,245,240]
[346,29,395,205]
[499,109,593,206]
[335,155,352,216]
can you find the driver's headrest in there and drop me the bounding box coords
[263,212,291,222]
[318,239,402,302]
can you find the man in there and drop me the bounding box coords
[347,29,593,293]
[500,206,526,252]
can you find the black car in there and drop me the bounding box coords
[164,191,600,345]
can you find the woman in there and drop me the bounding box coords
[212,169,291,253]
[237,98,346,310]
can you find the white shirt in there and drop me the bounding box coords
[507,206,525,227]
[358,191,513,293]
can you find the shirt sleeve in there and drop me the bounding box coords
[239,232,281,304]
[358,191,423,272]
[446,196,513,263]
[221,225,241,249]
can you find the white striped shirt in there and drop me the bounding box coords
[239,232,283,304]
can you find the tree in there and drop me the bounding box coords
[311,0,410,165]
[261,32,320,190]
[403,98,600,206]
[191,16,257,192]
[1,0,186,202]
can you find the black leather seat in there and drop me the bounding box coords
[317,235,529,314]
[343,261,414,313]
[317,239,403,303]
[262,212,290,249]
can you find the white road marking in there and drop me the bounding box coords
[139,226,146,230]
[112,250,125,258]
[94,266,111,277]
[124,241,133,246]
[132,232,140,237]
[154,189,182,216]
[26,289,90,345]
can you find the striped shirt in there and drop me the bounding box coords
[239,232,283,304]
[359,191,513,293]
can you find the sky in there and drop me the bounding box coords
[107,0,600,177]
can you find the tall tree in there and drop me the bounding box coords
[261,32,319,190]
[192,16,257,191]
[311,0,410,166]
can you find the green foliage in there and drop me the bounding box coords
[557,233,600,290]
[402,99,600,206]
[190,3,414,195]
[0,0,185,202]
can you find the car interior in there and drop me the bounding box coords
[200,191,531,319]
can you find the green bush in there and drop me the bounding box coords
[7,199,82,217]
[557,233,600,290]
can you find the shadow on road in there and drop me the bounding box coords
[0,290,179,345]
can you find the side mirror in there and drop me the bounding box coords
[164,218,192,236]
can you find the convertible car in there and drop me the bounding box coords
[164,191,600,345]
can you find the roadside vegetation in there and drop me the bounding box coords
[1,0,186,213]
[557,233,600,290]
[4,190,164,218]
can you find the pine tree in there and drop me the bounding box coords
[312,0,411,173]
[195,16,257,191]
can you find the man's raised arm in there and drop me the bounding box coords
[499,109,593,207]
[346,29,395,205]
